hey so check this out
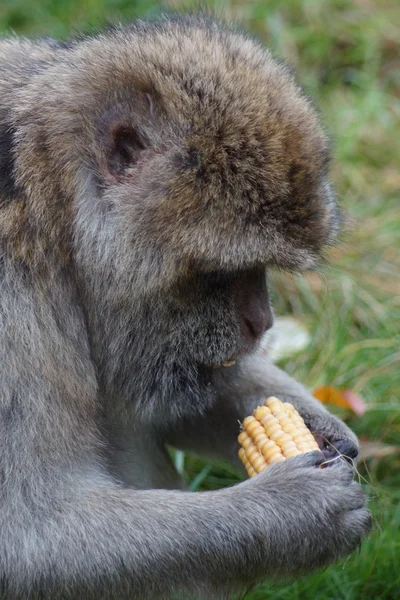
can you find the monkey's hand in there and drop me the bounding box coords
[212,355,361,466]
[167,356,360,471]
[229,451,371,579]
[295,399,360,464]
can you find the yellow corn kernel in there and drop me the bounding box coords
[238,396,320,477]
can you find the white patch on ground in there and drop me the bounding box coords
[260,317,311,362]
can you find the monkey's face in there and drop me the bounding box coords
[113,264,274,421]
[63,19,341,415]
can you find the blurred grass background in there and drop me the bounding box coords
[1,1,398,598]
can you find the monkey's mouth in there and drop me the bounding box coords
[211,360,237,369]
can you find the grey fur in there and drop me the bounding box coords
[0,15,370,600]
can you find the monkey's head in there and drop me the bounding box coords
[14,16,341,418]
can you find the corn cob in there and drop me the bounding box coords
[238,396,320,477]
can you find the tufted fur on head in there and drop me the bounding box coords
[1,15,340,279]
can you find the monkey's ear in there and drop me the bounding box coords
[96,105,146,183]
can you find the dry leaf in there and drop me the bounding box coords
[340,390,368,416]
[313,385,367,416]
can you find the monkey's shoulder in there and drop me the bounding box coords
[0,38,62,202]
[0,37,66,83]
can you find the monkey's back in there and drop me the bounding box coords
[0,38,66,101]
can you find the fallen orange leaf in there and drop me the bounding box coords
[313,385,367,416]
[341,390,367,416]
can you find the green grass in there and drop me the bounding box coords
[1,1,399,598]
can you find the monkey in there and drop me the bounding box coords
[0,14,371,600]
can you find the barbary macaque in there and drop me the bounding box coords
[0,15,370,599]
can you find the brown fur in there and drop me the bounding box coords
[1,16,338,275]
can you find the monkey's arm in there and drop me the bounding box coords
[1,457,369,599]
[0,263,250,597]
[166,354,359,469]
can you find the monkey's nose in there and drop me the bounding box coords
[243,309,273,340]
[241,299,274,342]
[235,267,273,343]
